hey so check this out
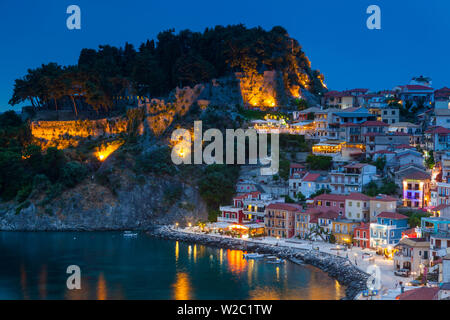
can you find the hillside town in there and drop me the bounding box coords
[186,76,450,300]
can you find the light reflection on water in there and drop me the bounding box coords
[0,232,345,300]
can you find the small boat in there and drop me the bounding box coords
[243,253,265,259]
[123,231,138,237]
[265,256,285,264]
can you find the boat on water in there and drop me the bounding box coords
[266,258,285,264]
[123,231,138,237]
[243,253,265,259]
[265,256,285,264]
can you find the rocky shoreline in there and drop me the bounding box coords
[148,226,370,300]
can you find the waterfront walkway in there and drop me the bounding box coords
[174,225,420,300]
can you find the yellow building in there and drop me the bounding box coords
[332,219,360,245]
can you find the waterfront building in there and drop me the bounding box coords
[354,222,370,248]
[370,212,409,248]
[332,219,360,245]
[265,203,302,238]
[394,238,430,276]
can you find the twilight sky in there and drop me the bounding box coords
[0,0,449,111]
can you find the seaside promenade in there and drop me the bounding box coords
[174,225,422,300]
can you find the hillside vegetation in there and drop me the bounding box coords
[9,25,326,114]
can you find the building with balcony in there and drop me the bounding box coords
[354,222,370,248]
[265,203,302,238]
[389,122,423,147]
[312,193,347,215]
[332,219,360,245]
[330,163,377,194]
[394,238,430,276]
[289,172,330,199]
[430,233,450,265]
[344,193,371,222]
[434,87,450,110]
[425,126,450,162]
[400,169,431,208]
[369,194,398,222]
[370,212,409,248]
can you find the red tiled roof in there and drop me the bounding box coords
[361,120,389,127]
[317,210,339,220]
[377,212,408,220]
[371,194,397,202]
[266,203,302,211]
[302,173,321,182]
[355,222,370,230]
[399,85,434,91]
[396,287,439,300]
[290,163,305,169]
[425,126,450,135]
[313,194,348,202]
[435,87,450,98]
[346,192,372,201]
[432,204,450,211]
[402,170,431,180]
[341,123,361,127]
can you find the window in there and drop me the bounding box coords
[349,201,352,207]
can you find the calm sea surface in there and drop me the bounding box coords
[0,232,345,300]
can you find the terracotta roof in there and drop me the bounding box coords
[399,85,434,91]
[317,210,340,220]
[302,173,321,182]
[396,287,439,300]
[341,122,362,127]
[313,194,348,202]
[266,203,302,211]
[425,126,450,135]
[361,120,389,127]
[377,212,408,220]
[432,204,450,211]
[402,170,431,180]
[346,192,372,201]
[371,194,397,202]
[355,222,370,230]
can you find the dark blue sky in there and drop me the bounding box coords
[1,0,449,111]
